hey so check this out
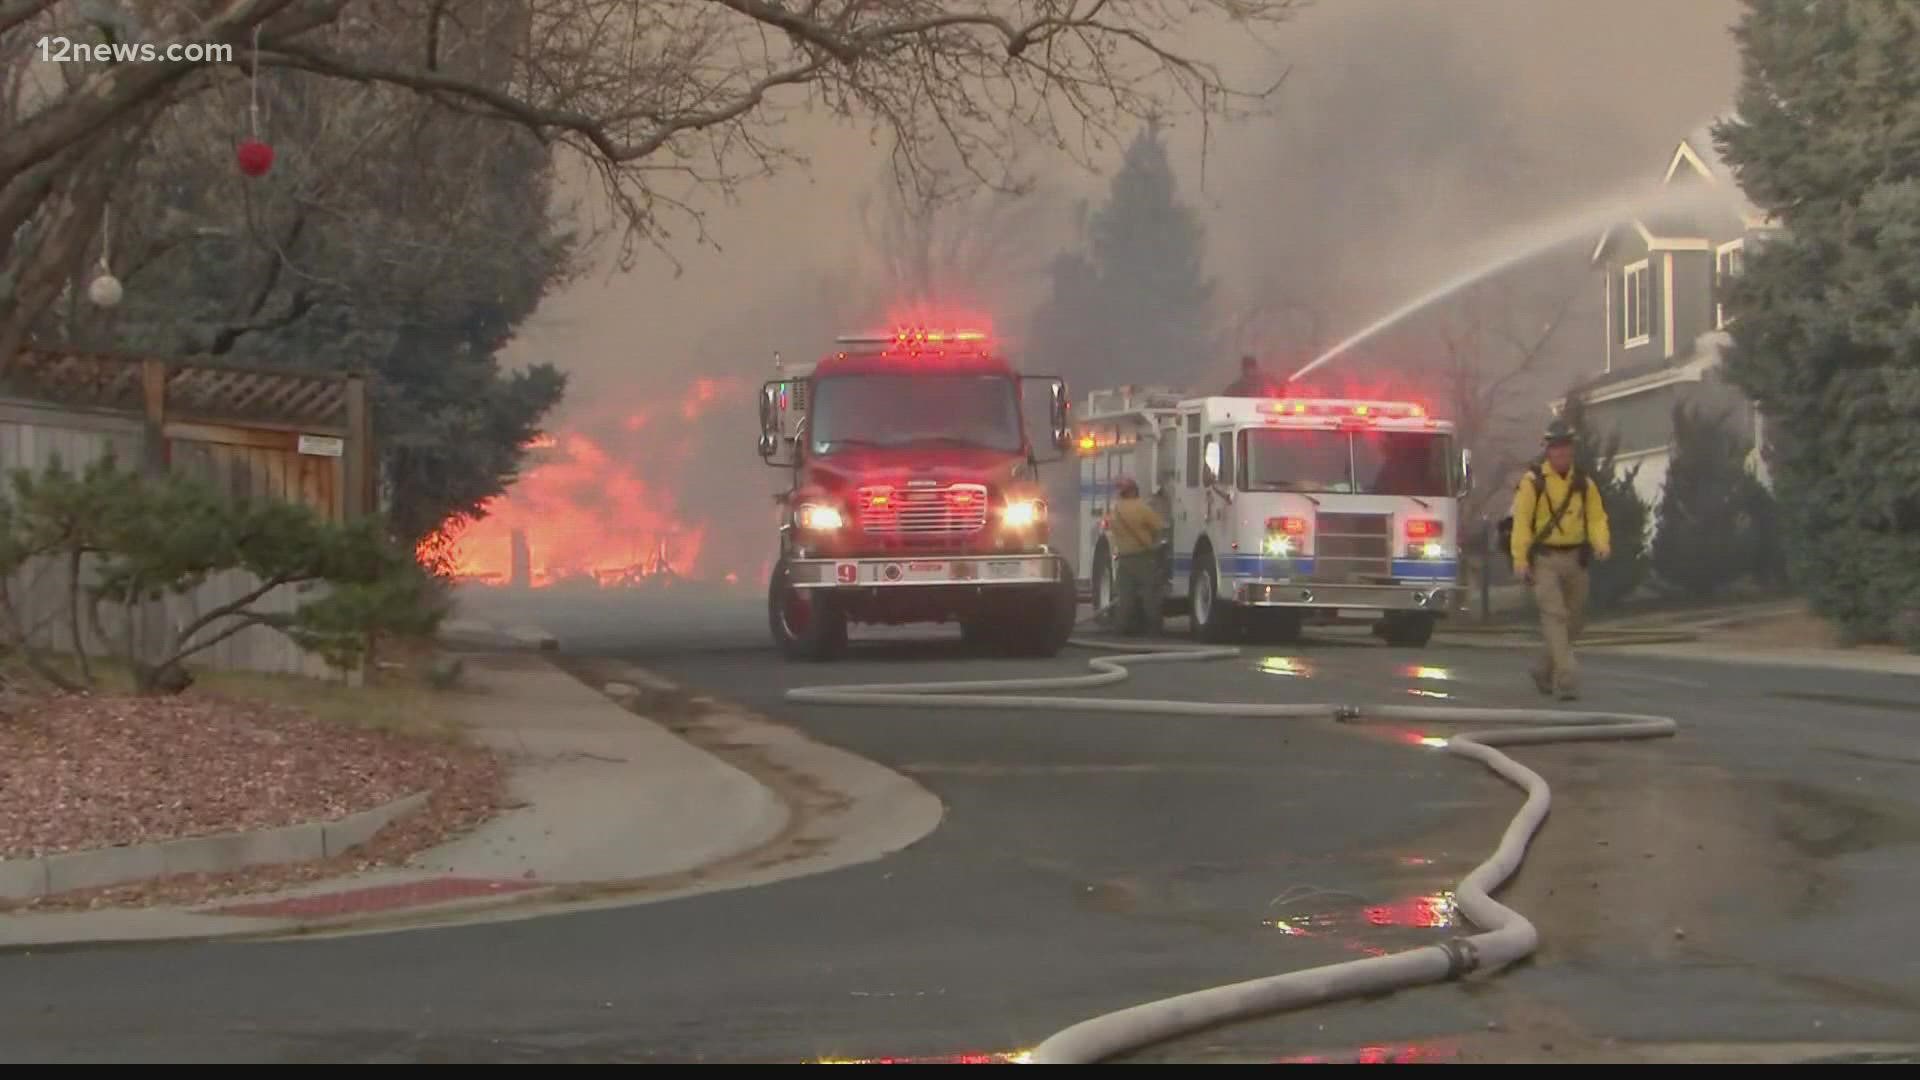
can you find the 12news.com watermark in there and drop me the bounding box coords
[37,36,234,65]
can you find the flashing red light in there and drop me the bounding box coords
[1405,519,1443,540]
[1260,398,1431,420]
[888,326,988,348]
[1268,516,1309,536]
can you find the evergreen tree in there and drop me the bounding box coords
[1085,124,1217,387]
[1713,0,1920,646]
[1553,392,1650,610]
[1027,124,1215,393]
[1739,471,1790,591]
[1652,403,1754,599]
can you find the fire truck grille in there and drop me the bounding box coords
[1311,512,1392,582]
[858,484,989,536]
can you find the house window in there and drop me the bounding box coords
[1715,240,1744,329]
[1622,259,1651,348]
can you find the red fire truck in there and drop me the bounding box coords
[757,326,1078,661]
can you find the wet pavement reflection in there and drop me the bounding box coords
[809,1049,1029,1064]
[1263,889,1460,958]
[1278,1038,1462,1063]
[1257,656,1317,678]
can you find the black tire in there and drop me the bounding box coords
[1188,551,1238,643]
[1381,612,1437,647]
[768,558,848,661]
[1008,564,1078,658]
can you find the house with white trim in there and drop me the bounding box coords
[1559,123,1777,520]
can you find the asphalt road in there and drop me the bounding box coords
[5,597,1920,1063]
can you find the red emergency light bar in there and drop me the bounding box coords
[838,327,990,348]
[1258,398,1427,419]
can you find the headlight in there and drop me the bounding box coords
[1421,541,1446,559]
[1001,499,1043,528]
[1262,535,1293,556]
[797,503,844,531]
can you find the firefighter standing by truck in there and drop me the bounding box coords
[1508,418,1611,700]
[1109,477,1166,636]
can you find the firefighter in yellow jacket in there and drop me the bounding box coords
[1108,477,1167,636]
[1509,418,1611,700]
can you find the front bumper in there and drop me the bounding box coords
[1233,579,1458,612]
[788,554,1067,589]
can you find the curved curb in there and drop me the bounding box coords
[273,709,947,944]
[268,669,946,942]
[0,790,430,902]
[0,663,944,949]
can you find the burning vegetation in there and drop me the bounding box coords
[421,377,748,589]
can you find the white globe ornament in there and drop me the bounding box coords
[88,272,123,308]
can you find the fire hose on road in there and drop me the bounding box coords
[783,637,1679,1064]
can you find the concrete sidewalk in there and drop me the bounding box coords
[0,655,790,949]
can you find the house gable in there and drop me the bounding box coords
[1590,119,1783,378]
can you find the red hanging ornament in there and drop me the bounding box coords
[236,138,274,177]
[236,27,273,178]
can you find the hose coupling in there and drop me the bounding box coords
[1439,937,1480,978]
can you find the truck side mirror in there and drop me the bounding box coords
[1460,448,1474,495]
[759,380,793,466]
[1049,378,1071,452]
[1020,375,1073,461]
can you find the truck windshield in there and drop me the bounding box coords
[1244,428,1454,496]
[808,373,1023,455]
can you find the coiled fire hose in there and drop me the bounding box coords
[784,637,1678,1064]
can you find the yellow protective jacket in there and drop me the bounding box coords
[1108,497,1165,557]
[1509,463,1611,568]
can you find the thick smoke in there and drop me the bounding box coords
[479,0,1742,603]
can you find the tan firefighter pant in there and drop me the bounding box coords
[1531,546,1590,693]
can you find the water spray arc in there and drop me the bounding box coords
[1285,180,1737,384]
[785,639,1678,1064]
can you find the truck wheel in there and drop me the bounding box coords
[1380,612,1436,647]
[1188,556,1238,643]
[1007,566,1079,658]
[768,558,847,661]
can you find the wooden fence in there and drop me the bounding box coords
[1,348,374,680]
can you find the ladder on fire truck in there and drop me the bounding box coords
[1080,384,1185,421]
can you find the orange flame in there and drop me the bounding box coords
[428,376,748,588]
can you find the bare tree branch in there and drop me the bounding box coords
[5,0,1304,364]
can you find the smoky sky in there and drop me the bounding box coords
[492,0,1743,579]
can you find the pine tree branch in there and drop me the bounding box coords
[163,611,277,670]
[171,571,297,647]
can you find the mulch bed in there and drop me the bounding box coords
[0,684,506,912]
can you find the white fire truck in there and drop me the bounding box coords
[1073,387,1473,646]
